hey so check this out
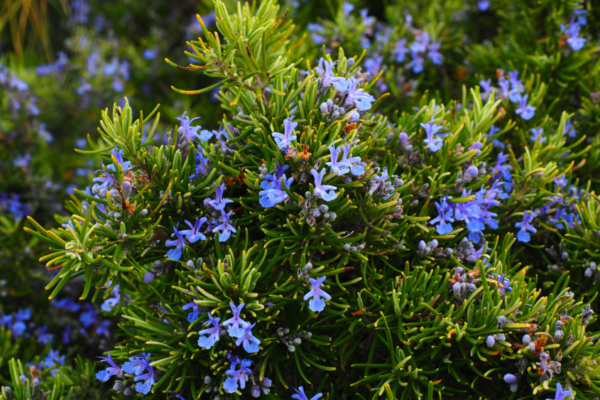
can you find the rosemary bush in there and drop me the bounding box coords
[2,1,600,400]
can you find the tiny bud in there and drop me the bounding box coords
[486,335,495,348]
[503,373,518,384]
[293,337,302,345]
[288,345,296,352]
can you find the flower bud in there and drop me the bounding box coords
[486,335,495,348]
[503,373,518,384]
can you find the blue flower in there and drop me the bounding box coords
[222,302,249,337]
[101,285,120,312]
[430,196,454,235]
[530,127,545,143]
[508,71,523,103]
[272,115,298,150]
[327,142,365,176]
[394,38,409,62]
[292,386,323,400]
[421,118,447,153]
[428,41,443,65]
[498,77,510,99]
[189,147,210,179]
[477,0,490,11]
[492,152,512,181]
[213,210,237,242]
[515,210,537,243]
[223,358,252,393]
[170,393,186,400]
[180,217,208,243]
[547,382,572,400]
[407,53,424,74]
[43,350,65,376]
[96,353,123,382]
[208,185,234,211]
[197,313,221,349]
[93,168,117,188]
[333,77,375,111]
[166,223,186,260]
[515,94,535,120]
[564,118,576,138]
[304,276,331,312]
[123,353,155,394]
[479,79,492,100]
[315,58,336,89]
[37,325,53,345]
[311,169,338,202]
[235,323,261,353]
[176,111,202,142]
[182,291,201,323]
[107,148,132,174]
[259,170,294,208]
[79,304,97,327]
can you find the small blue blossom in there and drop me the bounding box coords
[189,147,210,179]
[430,196,454,235]
[478,0,490,11]
[223,358,252,393]
[394,38,409,62]
[272,115,298,150]
[304,276,331,312]
[235,323,261,353]
[37,325,53,345]
[421,118,447,153]
[515,210,537,243]
[107,148,132,174]
[96,353,123,382]
[293,386,323,400]
[315,58,336,89]
[547,382,573,400]
[332,77,375,111]
[197,313,221,349]
[479,79,492,100]
[176,111,202,142]
[208,185,234,211]
[180,217,208,243]
[530,127,545,143]
[123,353,155,395]
[311,169,338,202]
[101,285,120,312]
[515,94,535,120]
[166,223,186,260]
[79,304,97,327]
[223,302,249,337]
[259,168,294,208]
[213,210,237,242]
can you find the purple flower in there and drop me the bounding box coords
[479,79,492,100]
[515,210,537,243]
[197,313,221,349]
[259,166,294,208]
[394,38,409,62]
[213,210,236,242]
[292,386,323,400]
[407,53,424,74]
[311,169,338,202]
[208,185,234,211]
[421,118,447,153]
[96,320,110,336]
[428,41,443,65]
[176,111,202,142]
[122,353,155,394]
[498,77,510,99]
[515,94,535,120]
[189,147,210,179]
[170,393,186,400]
[315,58,336,89]
[304,276,331,312]
[547,382,572,400]
[223,358,252,393]
[182,294,201,323]
[478,0,490,11]
[531,127,545,143]
[180,217,208,243]
[101,285,120,312]
[272,115,298,150]
[430,196,454,235]
[222,302,249,337]
[79,304,97,327]
[235,323,261,353]
[166,223,186,260]
[492,152,512,181]
[564,118,576,138]
[107,148,132,174]
[93,168,117,188]
[37,325,53,345]
[508,71,523,103]
[96,353,124,382]
[332,77,375,111]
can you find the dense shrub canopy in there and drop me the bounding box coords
[2,1,600,400]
